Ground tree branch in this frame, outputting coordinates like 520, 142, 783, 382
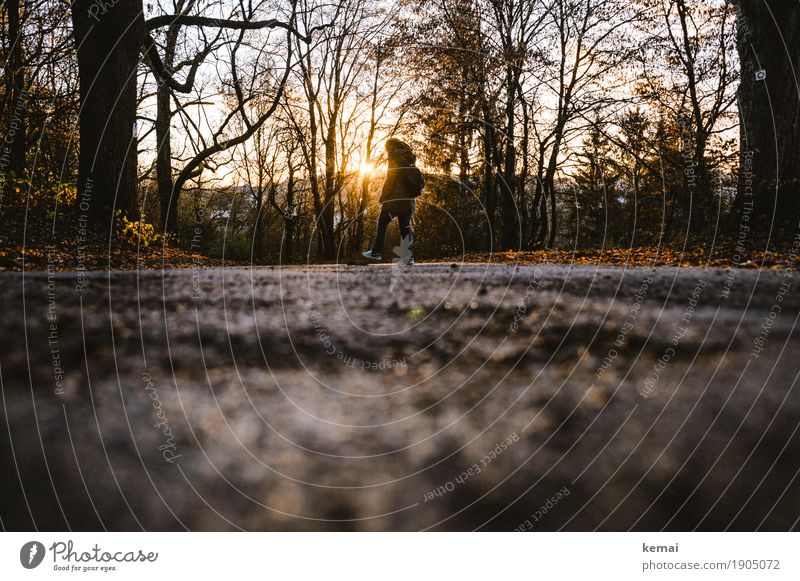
145, 14, 328, 43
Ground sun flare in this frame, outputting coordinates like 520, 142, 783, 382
359, 160, 374, 176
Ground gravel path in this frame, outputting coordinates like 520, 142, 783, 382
1, 264, 799, 531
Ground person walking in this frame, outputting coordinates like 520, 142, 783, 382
362, 138, 424, 265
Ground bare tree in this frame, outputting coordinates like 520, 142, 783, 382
409, 0, 500, 249
486, 0, 547, 249
527, 0, 639, 248
636, 0, 738, 234
69, 0, 325, 232
234, 108, 305, 262
143, 0, 225, 233
289, 0, 392, 259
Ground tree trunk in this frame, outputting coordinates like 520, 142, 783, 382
548, 178, 557, 248
320, 123, 338, 260
71, 0, 145, 229
531, 147, 546, 247
537, 187, 548, 246
299, 60, 325, 259
735, 0, 800, 236
156, 82, 176, 232
305, 112, 323, 258
354, 172, 371, 254
630, 165, 640, 244
156, 24, 181, 233
544, 138, 562, 248
517, 89, 530, 248
283, 167, 296, 263
500, 66, 518, 250
253, 195, 266, 261
253, 179, 271, 262
353, 128, 375, 255
481, 101, 496, 251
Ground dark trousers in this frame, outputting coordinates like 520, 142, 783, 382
371, 200, 415, 255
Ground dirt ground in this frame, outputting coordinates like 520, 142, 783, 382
1, 263, 799, 530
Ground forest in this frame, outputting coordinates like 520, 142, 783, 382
1, 0, 798, 264
3, 0, 800, 538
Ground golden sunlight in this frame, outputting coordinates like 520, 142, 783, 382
359, 160, 374, 176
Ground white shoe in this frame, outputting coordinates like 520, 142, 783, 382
362, 250, 382, 260
396, 255, 415, 265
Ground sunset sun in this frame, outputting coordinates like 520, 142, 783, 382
359, 160, 374, 176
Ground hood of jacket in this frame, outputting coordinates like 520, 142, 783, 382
386, 138, 416, 167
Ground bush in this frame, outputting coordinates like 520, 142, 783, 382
114, 210, 166, 248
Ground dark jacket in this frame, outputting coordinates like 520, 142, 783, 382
379, 139, 417, 207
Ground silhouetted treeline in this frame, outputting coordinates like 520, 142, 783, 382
1, 0, 797, 262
